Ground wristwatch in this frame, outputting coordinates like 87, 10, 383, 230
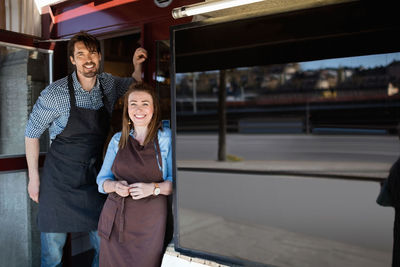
153, 183, 160, 196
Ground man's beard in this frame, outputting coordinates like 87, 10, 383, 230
80, 62, 98, 78
82, 70, 98, 78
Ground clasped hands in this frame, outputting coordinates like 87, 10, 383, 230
114, 180, 154, 199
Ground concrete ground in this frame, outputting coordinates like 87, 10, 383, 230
176, 208, 390, 267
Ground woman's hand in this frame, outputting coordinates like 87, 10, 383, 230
115, 180, 130, 197
103, 180, 130, 197
129, 182, 153, 200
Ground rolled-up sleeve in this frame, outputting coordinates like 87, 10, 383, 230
159, 128, 173, 182
25, 87, 59, 138
165, 140, 173, 182
97, 133, 120, 194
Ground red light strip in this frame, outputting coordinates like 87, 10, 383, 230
54, 0, 139, 23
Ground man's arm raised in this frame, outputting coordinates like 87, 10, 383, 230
132, 47, 147, 82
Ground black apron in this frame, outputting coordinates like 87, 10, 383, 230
38, 74, 109, 232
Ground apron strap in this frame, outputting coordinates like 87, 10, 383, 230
67, 73, 111, 114
118, 197, 125, 243
98, 77, 112, 115
67, 74, 77, 109
154, 134, 163, 171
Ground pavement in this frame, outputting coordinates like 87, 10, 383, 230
172, 159, 392, 267
175, 208, 391, 267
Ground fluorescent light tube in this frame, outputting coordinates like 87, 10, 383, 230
172, 0, 265, 19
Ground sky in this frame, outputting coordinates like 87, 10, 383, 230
300, 52, 400, 71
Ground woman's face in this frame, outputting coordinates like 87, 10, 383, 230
128, 91, 154, 128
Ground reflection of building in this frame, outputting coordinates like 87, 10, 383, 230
387, 61, 400, 86
177, 60, 400, 101
175, 58, 400, 134
316, 69, 337, 89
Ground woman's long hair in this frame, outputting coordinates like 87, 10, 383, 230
119, 82, 161, 149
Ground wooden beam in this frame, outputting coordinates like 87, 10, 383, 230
0, 155, 46, 172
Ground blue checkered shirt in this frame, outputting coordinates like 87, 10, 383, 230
25, 71, 134, 140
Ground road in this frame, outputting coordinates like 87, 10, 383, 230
176, 134, 399, 164
174, 134, 398, 266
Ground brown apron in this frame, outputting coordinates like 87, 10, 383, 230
98, 135, 167, 267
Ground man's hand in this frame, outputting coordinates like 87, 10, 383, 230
132, 47, 148, 82
28, 175, 40, 203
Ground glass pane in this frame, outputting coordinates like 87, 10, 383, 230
0, 171, 40, 267
177, 171, 392, 267
156, 40, 172, 122
0, 45, 50, 155
175, 52, 400, 266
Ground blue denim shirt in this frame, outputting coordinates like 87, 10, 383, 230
96, 127, 173, 194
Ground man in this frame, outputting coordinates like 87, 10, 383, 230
25, 31, 147, 267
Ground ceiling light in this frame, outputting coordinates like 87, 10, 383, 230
34, 0, 68, 14
172, 0, 265, 19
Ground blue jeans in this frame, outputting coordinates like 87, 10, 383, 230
41, 231, 100, 267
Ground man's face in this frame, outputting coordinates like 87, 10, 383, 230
70, 41, 101, 79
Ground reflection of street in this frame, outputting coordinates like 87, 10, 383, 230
175, 134, 398, 266
177, 171, 393, 267
177, 134, 399, 163
177, 134, 400, 178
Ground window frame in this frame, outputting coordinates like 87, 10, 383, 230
170, 1, 400, 266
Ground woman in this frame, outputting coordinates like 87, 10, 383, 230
96, 82, 173, 267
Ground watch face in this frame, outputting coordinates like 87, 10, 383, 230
154, 187, 161, 196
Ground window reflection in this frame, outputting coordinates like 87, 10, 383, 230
0, 45, 50, 155
175, 52, 399, 266
176, 53, 400, 135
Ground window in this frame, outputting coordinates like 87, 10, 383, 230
174, 53, 399, 266
0, 43, 50, 156
171, 2, 400, 266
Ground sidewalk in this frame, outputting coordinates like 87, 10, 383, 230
172, 208, 391, 267
162, 245, 229, 267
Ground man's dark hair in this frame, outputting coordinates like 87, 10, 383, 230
68, 31, 101, 58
